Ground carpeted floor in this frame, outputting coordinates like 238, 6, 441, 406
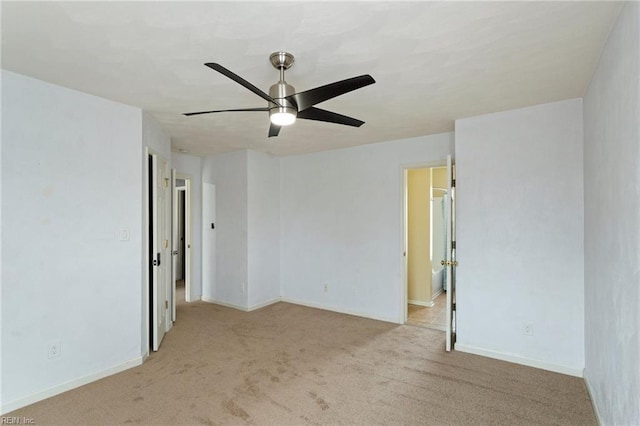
8, 295, 596, 425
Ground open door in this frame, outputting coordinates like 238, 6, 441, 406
151, 154, 170, 351
171, 169, 178, 322
183, 178, 192, 303
444, 155, 457, 351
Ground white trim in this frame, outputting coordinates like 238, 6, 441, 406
175, 173, 193, 304
143, 146, 151, 357
281, 297, 400, 324
408, 299, 435, 307
201, 297, 280, 312
203, 296, 398, 323
248, 298, 281, 311
583, 371, 603, 426
456, 344, 583, 377
400, 167, 408, 324
431, 288, 443, 300
1, 356, 143, 415
201, 296, 239, 309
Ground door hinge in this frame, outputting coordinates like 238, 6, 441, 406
452, 241, 456, 250
165, 300, 168, 309
164, 239, 169, 248
452, 179, 456, 187
164, 178, 169, 187
440, 260, 458, 267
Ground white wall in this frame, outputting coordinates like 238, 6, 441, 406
171, 153, 203, 300
280, 134, 453, 323
455, 99, 584, 375
431, 195, 445, 295
1, 71, 144, 412
247, 151, 281, 309
143, 112, 171, 161
0, 70, 4, 410
583, 3, 640, 424
202, 182, 216, 302
407, 169, 432, 304
202, 151, 248, 308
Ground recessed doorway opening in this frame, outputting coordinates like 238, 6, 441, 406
404, 165, 448, 331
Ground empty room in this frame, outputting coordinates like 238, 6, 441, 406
1, 1, 638, 425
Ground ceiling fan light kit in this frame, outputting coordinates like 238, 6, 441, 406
184, 51, 375, 137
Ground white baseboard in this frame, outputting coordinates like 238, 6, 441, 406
201, 297, 281, 312
455, 343, 583, 377
248, 298, 281, 311
1, 356, 143, 415
201, 296, 244, 310
186, 294, 201, 303
281, 297, 398, 324
583, 370, 603, 425
408, 299, 434, 308
203, 296, 398, 324
431, 288, 444, 300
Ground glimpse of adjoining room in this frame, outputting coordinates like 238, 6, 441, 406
406, 166, 449, 330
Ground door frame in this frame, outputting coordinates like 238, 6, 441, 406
400, 160, 447, 324
171, 172, 193, 321
445, 155, 456, 351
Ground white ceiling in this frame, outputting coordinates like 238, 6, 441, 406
1, 1, 622, 156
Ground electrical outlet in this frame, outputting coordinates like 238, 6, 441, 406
522, 322, 534, 336
48, 341, 62, 359
323, 283, 328, 293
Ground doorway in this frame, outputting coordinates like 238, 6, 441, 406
404, 165, 448, 331
171, 173, 192, 320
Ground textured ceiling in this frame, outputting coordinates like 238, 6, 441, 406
1, 1, 622, 156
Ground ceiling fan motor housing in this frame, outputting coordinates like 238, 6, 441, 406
269, 82, 297, 121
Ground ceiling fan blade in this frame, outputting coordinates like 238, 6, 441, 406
183, 107, 268, 117
287, 75, 375, 112
268, 123, 281, 138
205, 63, 279, 105
297, 107, 365, 127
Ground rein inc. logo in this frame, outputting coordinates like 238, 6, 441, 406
0, 418, 35, 425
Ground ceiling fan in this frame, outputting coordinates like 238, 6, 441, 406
184, 52, 375, 137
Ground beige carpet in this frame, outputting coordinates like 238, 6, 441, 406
8, 295, 596, 425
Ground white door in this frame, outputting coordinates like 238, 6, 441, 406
445, 155, 457, 351
171, 169, 178, 322
183, 178, 192, 302
152, 154, 170, 351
